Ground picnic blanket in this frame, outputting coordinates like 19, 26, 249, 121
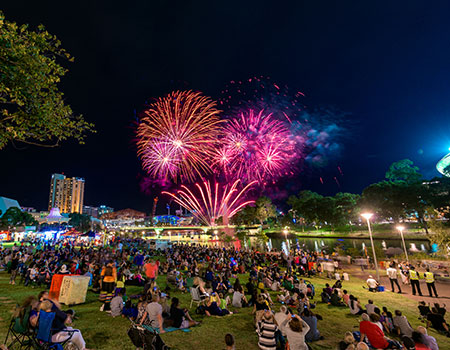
142, 325, 191, 333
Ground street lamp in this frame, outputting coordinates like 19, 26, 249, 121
361, 212, 380, 281
396, 225, 409, 263
282, 227, 290, 251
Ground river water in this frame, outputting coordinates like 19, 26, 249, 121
262, 236, 432, 255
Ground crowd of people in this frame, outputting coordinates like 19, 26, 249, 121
0, 237, 448, 350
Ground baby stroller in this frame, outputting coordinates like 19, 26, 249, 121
127, 320, 170, 350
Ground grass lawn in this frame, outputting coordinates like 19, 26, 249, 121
1, 271, 449, 350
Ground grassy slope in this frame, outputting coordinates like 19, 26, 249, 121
1, 272, 449, 350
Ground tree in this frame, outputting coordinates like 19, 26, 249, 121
361, 181, 406, 222
68, 213, 91, 232
255, 196, 277, 225
427, 209, 450, 255
0, 207, 37, 228
0, 11, 94, 149
385, 159, 422, 184
288, 190, 323, 226
231, 205, 257, 226
334, 192, 360, 224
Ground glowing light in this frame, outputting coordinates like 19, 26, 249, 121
162, 179, 256, 226
361, 213, 373, 220
137, 90, 222, 182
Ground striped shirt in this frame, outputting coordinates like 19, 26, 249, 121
257, 319, 278, 350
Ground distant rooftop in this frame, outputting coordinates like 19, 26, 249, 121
0, 196, 21, 217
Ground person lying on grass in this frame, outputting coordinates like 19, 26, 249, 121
205, 293, 233, 316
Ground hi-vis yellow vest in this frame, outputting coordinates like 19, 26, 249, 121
425, 272, 434, 283
409, 270, 419, 280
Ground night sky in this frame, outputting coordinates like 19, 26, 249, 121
2, 1, 450, 214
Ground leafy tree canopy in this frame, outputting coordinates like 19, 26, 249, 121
0, 11, 94, 149
385, 159, 422, 184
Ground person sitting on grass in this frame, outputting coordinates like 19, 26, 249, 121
205, 293, 232, 317
257, 309, 278, 350
232, 286, 248, 308
348, 295, 364, 315
416, 326, 439, 350
225, 333, 235, 350
427, 307, 450, 336
139, 293, 165, 334
110, 289, 124, 317
281, 313, 310, 350
338, 331, 356, 350
366, 275, 379, 292
393, 310, 413, 337
330, 289, 346, 307
365, 300, 377, 315
418, 301, 431, 320
301, 308, 323, 342
168, 297, 199, 329
411, 331, 433, 350
359, 313, 401, 349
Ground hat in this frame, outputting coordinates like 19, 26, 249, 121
60, 265, 68, 273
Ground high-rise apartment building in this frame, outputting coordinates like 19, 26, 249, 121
48, 174, 85, 213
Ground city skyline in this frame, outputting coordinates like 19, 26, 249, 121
1, 2, 450, 213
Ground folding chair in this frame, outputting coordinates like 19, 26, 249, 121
189, 286, 202, 308
34, 311, 78, 350
4, 307, 34, 350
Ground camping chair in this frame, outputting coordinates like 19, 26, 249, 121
4, 306, 34, 350
189, 287, 202, 309
34, 311, 78, 350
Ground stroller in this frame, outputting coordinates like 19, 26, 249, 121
127, 320, 170, 350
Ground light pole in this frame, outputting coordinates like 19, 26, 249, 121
396, 225, 409, 263
361, 213, 379, 281
283, 228, 290, 252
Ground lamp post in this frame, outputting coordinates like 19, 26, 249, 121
283, 228, 290, 252
361, 213, 379, 281
396, 225, 409, 263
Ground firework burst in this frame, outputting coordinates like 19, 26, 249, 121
162, 179, 256, 226
137, 90, 222, 182
213, 109, 300, 184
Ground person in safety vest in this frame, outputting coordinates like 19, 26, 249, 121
424, 268, 438, 298
409, 265, 422, 296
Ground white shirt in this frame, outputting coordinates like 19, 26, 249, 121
366, 278, 378, 289
365, 304, 377, 315
386, 267, 398, 279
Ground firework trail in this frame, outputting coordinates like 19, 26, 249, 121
137, 90, 222, 183
162, 179, 256, 226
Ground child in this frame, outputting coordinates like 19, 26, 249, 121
110, 290, 124, 317
225, 333, 235, 350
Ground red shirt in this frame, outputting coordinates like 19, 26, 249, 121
144, 263, 158, 279
360, 321, 388, 349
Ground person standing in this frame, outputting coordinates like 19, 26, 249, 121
386, 263, 402, 293
424, 268, 438, 298
409, 266, 422, 296
9, 253, 19, 285
99, 262, 117, 312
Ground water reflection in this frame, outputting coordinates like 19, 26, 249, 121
263, 237, 430, 254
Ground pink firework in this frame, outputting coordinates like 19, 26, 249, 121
214, 109, 300, 183
162, 179, 256, 226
